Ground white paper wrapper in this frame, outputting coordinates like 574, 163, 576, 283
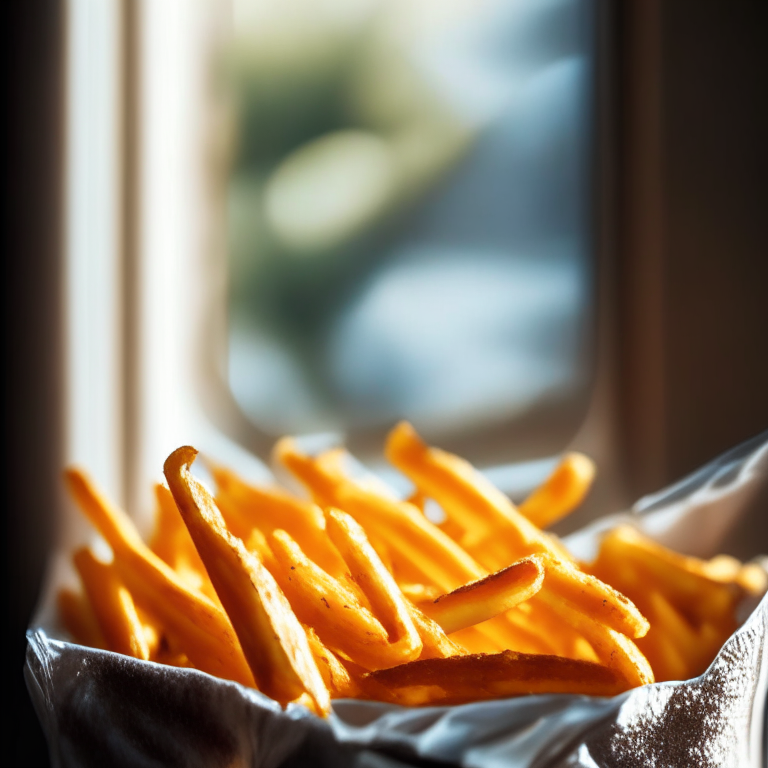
26, 431, 768, 768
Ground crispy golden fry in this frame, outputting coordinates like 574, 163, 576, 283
164, 447, 330, 715
73, 547, 150, 660
422, 556, 544, 634
65, 468, 254, 687
138, 611, 161, 660
326, 509, 422, 664
57, 587, 106, 650
384, 422, 573, 564
540, 556, 649, 639
518, 453, 596, 528
366, 650, 633, 706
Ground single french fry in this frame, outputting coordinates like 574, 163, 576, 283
56, 588, 107, 650
366, 650, 633, 706
541, 556, 649, 639
326, 509, 422, 664
65, 468, 255, 687
518, 453, 596, 528
385, 422, 573, 564
73, 547, 150, 660
139, 613, 161, 660
422, 556, 544, 634
164, 447, 330, 715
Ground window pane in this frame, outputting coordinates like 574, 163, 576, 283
225, 0, 596, 455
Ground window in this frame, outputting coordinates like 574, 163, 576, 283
65, 0, 603, 524
224, 0, 598, 482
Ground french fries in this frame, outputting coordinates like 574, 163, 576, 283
59, 423, 760, 716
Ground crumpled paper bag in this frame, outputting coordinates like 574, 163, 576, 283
26, 431, 768, 768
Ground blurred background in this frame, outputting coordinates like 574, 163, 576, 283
4, 0, 767, 765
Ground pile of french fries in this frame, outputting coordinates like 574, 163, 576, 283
58, 422, 765, 717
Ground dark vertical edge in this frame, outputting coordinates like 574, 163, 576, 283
122, 0, 141, 517
615, 0, 667, 499
2, 2, 63, 766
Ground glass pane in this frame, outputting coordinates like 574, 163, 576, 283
225, 0, 596, 455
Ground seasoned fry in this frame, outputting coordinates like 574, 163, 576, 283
65, 468, 255, 687
366, 650, 633, 706
540, 556, 649, 639
73, 547, 150, 660
164, 447, 330, 715
421, 556, 544, 634
518, 453, 596, 528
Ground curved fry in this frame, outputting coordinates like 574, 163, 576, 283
163, 447, 330, 715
